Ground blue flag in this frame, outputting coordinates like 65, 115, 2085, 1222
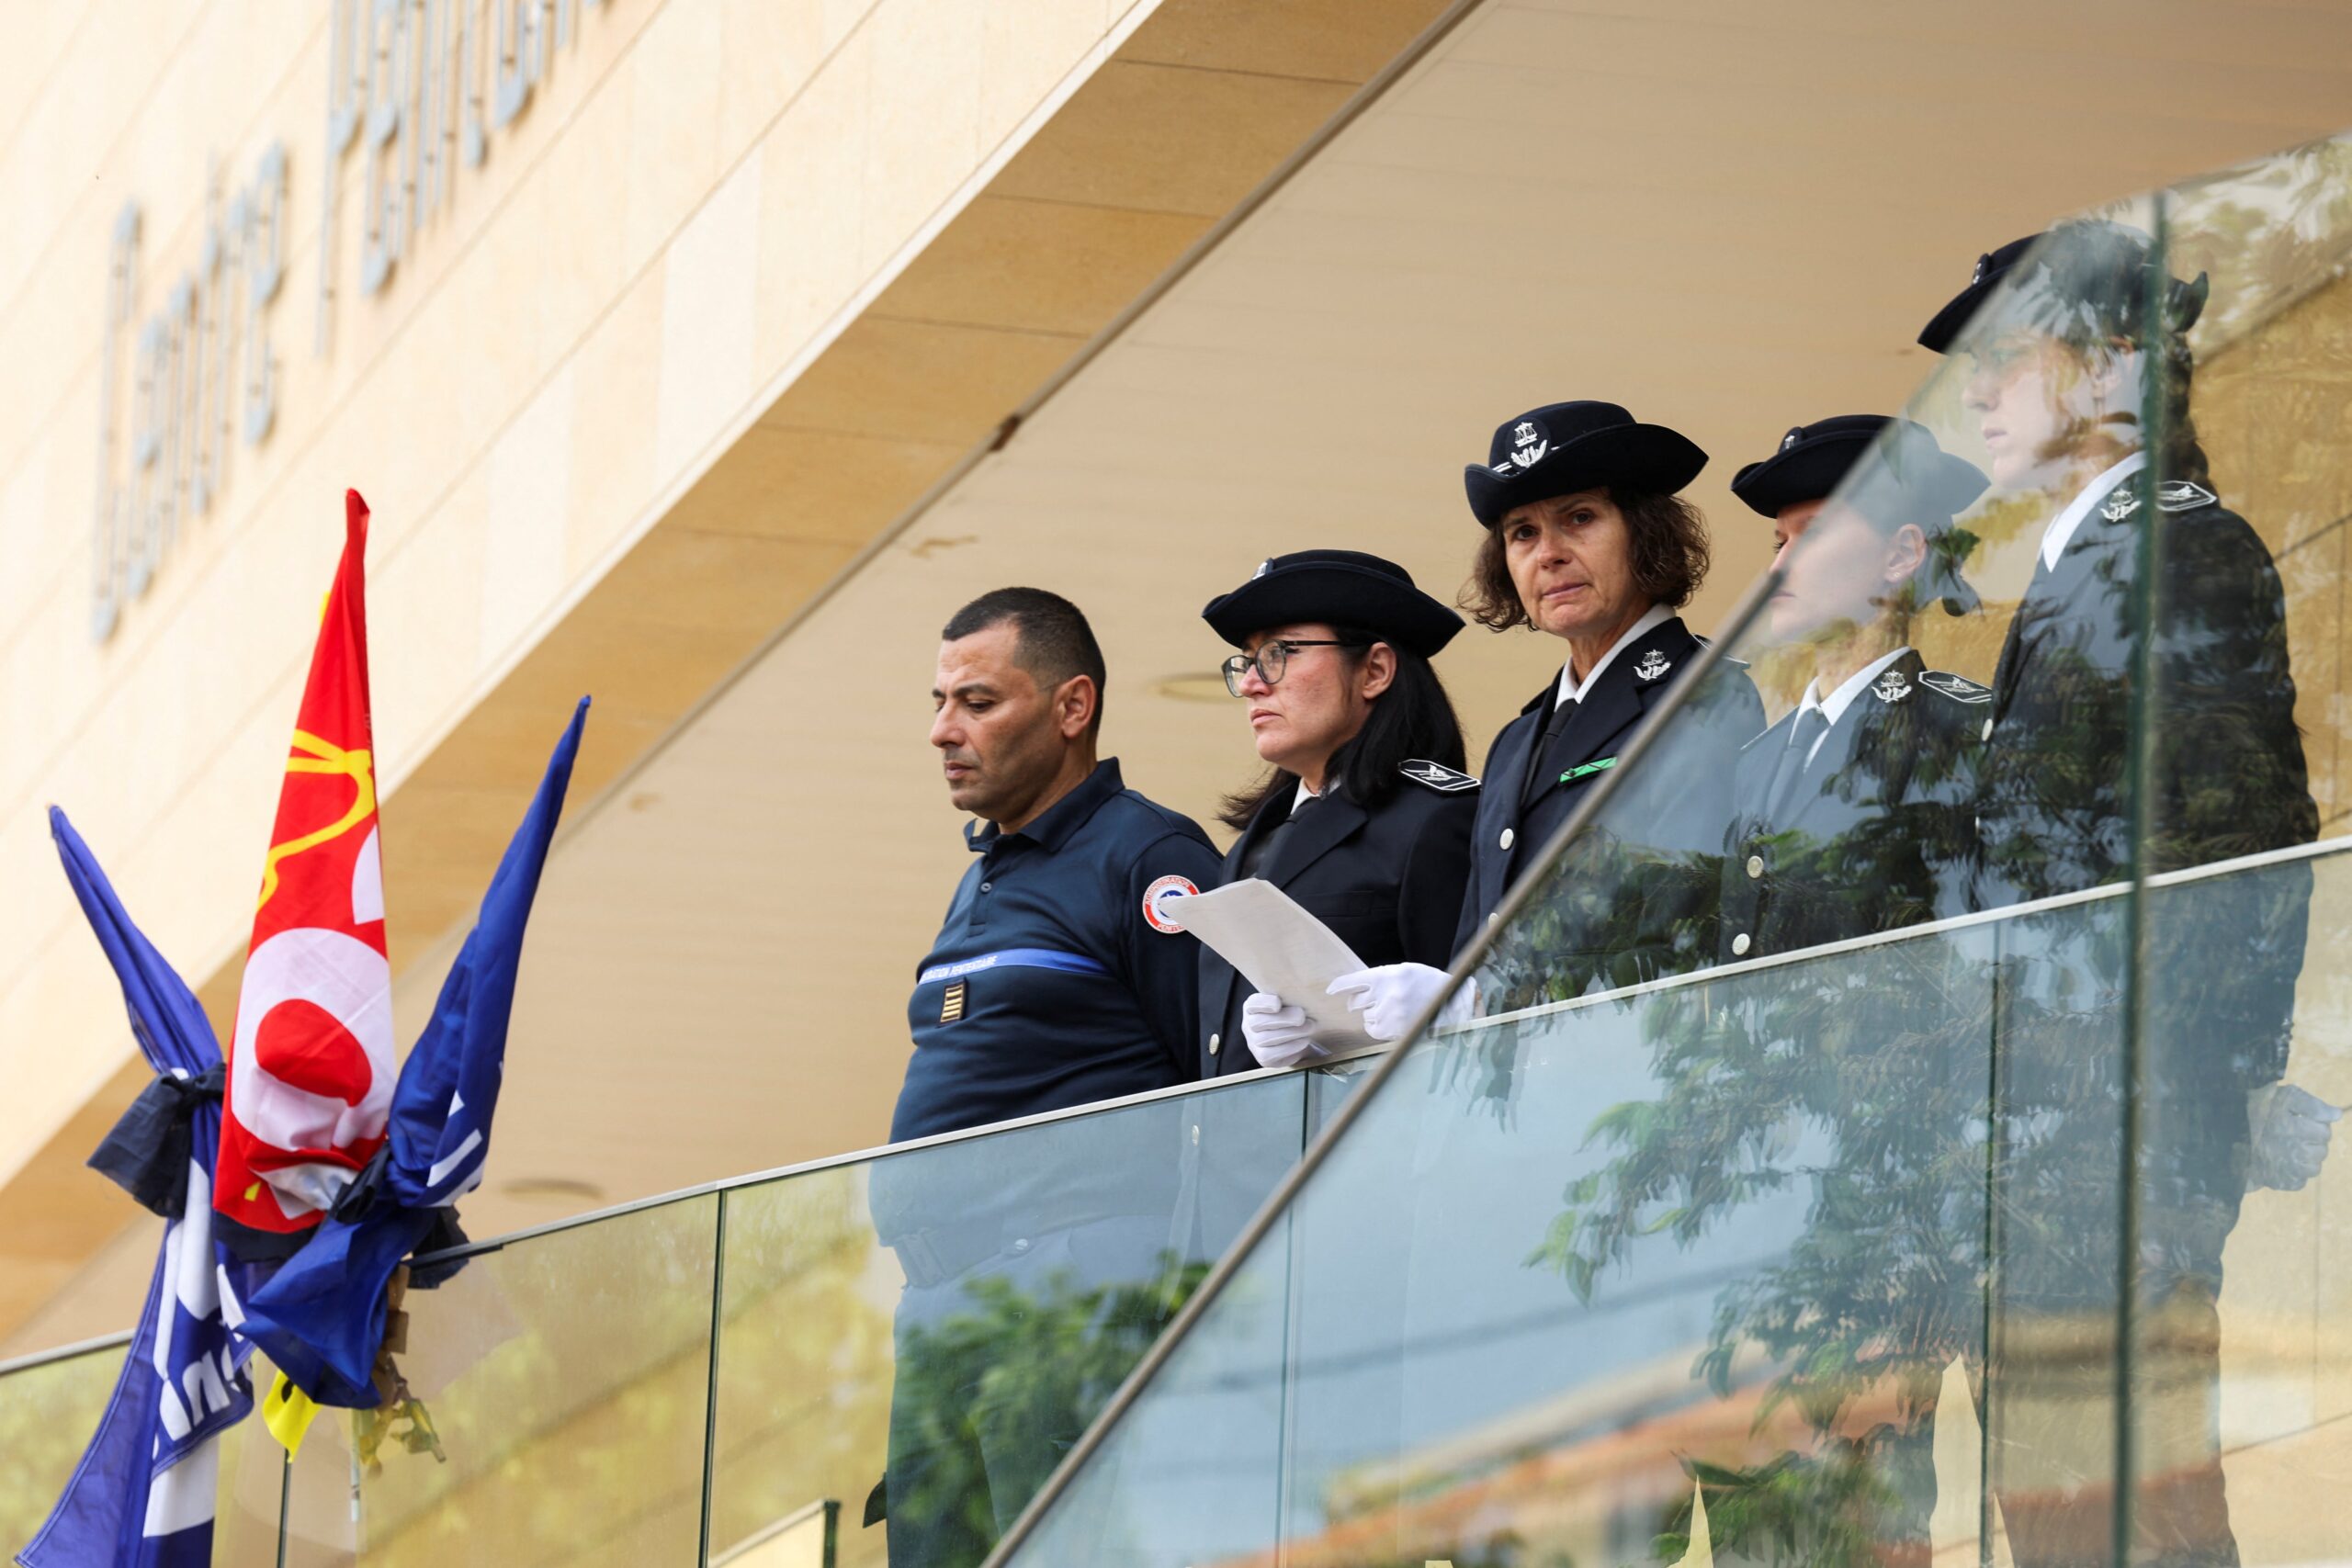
237, 698, 587, 1407
21, 812, 254, 1568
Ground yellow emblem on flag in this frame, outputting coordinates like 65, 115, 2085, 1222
254, 729, 377, 910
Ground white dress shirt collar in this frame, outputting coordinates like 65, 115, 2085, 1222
1555, 602, 1676, 709
1291, 778, 1318, 815
2040, 450, 2147, 572
1792, 646, 1912, 764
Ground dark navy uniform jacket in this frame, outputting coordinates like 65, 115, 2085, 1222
1973, 465, 2315, 1249
890, 759, 1223, 1144
1196, 766, 1479, 1077
1719, 647, 1985, 964
1977, 468, 2316, 909
1454, 615, 1763, 965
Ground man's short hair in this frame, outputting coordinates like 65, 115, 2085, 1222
943, 587, 1108, 734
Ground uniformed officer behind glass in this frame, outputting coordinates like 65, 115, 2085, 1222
1186, 550, 1478, 1074
1917, 220, 2327, 1567
1668, 418, 1997, 1568
1343, 401, 1767, 1033
1718, 414, 1991, 964
871, 587, 1223, 1568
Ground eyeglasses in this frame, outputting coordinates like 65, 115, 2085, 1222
1220, 639, 1363, 697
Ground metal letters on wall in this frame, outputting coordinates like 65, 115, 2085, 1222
93, 0, 608, 643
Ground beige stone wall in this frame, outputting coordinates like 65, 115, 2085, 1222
0, 0, 1470, 1353
0, 0, 1170, 1310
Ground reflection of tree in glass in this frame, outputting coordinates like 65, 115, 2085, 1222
707, 1175, 898, 1562
2164, 134, 2352, 349
889, 1258, 1204, 1559
0, 1352, 122, 1551
1345, 1536, 1554, 1568
1655, 1450, 1894, 1568
1527, 940, 1994, 1567
1473, 664, 1766, 1030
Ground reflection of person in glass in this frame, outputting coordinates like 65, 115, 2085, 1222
1552, 416, 1997, 1568
1192, 551, 1478, 1075
1922, 221, 2328, 1567
1720, 415, 1991, 962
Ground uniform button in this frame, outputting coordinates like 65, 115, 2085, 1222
979, 881, 992, 892
1010, 1237, 1031, 1255
1191, 1124, 1201, 1145
1499, 828, 1516, 851
1208, 1032, 1221, 1055
1981, 717, 1994, 742
1488, 911, 1500, 926
1731, 933, 1752, 956
1745, 855, 1764, 879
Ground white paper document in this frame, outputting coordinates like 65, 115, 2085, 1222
1160, 878, 1376, 1052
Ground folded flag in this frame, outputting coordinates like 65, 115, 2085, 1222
238, 697, 589, 1410
20, 812, 254, 1568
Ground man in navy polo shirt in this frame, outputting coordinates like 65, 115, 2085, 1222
892, 586, 1220, 1142
873, 586, 1220, 1566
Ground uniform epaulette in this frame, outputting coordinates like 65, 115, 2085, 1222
1917, 670, 1992, 705
2100, 479, 2222, 522
1399, 759, 1479, 794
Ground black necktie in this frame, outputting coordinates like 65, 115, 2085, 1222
1240, 792, 1316, 879
1521, 696, 1578, 807
1766, 706, 1831, 818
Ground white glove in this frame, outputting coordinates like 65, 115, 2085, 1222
1241, 991, 1326, 1069
2246, 1082, 2340, 1191
1327, 963, 1473, 1044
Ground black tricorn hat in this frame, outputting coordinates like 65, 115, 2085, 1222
1917, 220, 2211, 355
1202, 549, 1463, 659
1463, 400, 1707, 527
1732, 415, 1988, 520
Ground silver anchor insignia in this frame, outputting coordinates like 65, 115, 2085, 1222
1873, 669, 1912, 703
1634, 650, 1671, 682
1510, 420, 1548, 470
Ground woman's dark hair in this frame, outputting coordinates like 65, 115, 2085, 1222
1460, 489, 1712, 633
1216, 626, 1468, 830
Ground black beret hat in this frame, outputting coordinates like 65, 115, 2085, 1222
1462, 400, 1707, 527
1731, 414, 1987, 520
1918, 220, 2210, 355
1736, 415, 1988, 617
1202, 549, 1464, 659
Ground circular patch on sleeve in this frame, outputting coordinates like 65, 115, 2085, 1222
1142, 874, 1201, 933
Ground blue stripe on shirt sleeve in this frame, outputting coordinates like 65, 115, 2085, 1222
918, 948, 1113, 985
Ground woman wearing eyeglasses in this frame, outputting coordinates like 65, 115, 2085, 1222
1193, 550, 1477, 1075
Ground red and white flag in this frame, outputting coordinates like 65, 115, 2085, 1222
215, 491, 395, 1247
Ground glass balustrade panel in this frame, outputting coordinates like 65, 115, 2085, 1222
0, 1344, 130, 1557
281, 1193, 723, 1568
707, 1073, 1310, 1568
2136, 132, 2352, 1568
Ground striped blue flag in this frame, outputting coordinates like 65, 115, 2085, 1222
21, 811, 254, 1568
